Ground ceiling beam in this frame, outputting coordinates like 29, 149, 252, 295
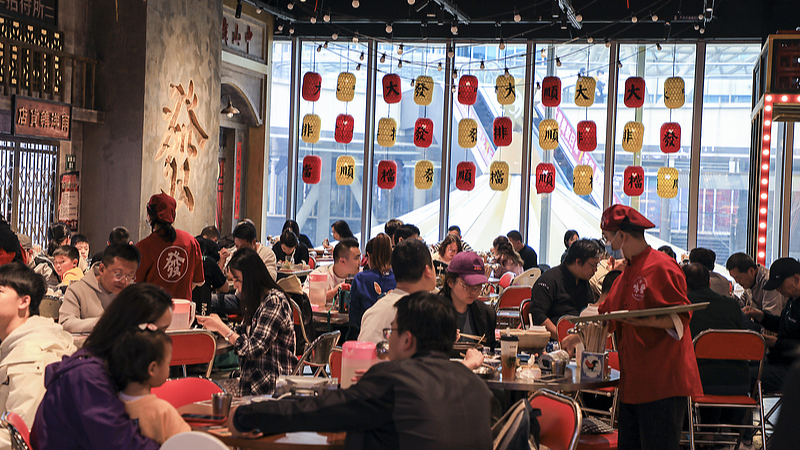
431, 0, 471, 24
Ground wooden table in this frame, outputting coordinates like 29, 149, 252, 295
484, 363, 620, 392
178, 402, 345, 449
312, 307, 350, 332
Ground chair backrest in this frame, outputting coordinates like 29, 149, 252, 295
607, 351, 620, 371
292, 330, 341, 376
38, 297, 62, 321
329, 347, 343, 380
151, 377, 224, 409
497, 286, 531, 311
498, 272, 515, 289
519, 300, 531, 328
289, 298, 310, 354
1, 411, 31, 450
693, 329, 765, 362
492, 398, 532, 450
160, 431, 229, 450
308, 256, 316, 269
512, 268, 542, 287
557, 316, 577, 343
528, 389, 582, 450
167, 329, 217, 378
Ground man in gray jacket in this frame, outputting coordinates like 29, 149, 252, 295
59, 244, 140, 333
726, 252, 786, 315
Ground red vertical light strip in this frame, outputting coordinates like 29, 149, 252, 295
757, 96, 773, 266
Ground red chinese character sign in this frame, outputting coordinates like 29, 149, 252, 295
455, 161, 476, 191
623, 77, 645, 108
623, 166, 644, 196
382, 74, 402, 104
660, 122, 681, 153
414, 160, 435, 190
539, 119, 559, 150
302, 155, 322, 184
413, 118, 434, 148
493, 117, 512, 147
377, 160, 397, 189
541, 76, 561, 107
302, 72, 322, 102
535, 163, 556, 194
576, 120, 596, 152
489, 161, 509, 191
335, 114, 354, 144
458, 75, 478, 105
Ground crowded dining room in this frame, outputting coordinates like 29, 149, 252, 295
2, 0, 800, 449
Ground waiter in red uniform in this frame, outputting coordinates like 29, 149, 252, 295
598, 204, 702, 450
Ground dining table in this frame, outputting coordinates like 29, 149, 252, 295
483, 363, 620, 392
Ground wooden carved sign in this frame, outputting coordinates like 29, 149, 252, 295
14, 96, 71, 140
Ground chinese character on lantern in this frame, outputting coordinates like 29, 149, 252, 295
336, 155, 356, 186
458, 118, 478, 149
489, 161, 509, 191
414, 76, 434, 106
493, 117, 512, 147
623, 165, 644, 196
624, 77, 645, 108
377, 117, 398, 147
535, 163, 556, 194
301, 114, 321, 144
574, 76, 596, 107
414, 160, 434, 190
660, 122, 681, 153
455, 161, 476, 191
302, 72, 322, 102
413, 118, 434, 148
377, 160, 397, 189
576, 120, 596, 152
302, 155, 322, 184
541, 76, 561, 107
539, 119, 559, 150
382, 74, 402, 104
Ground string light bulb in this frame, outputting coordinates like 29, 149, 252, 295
323, 12, 330, 22
332, 32, 338, 40
447, 48, 455, 59
576, 13, 583, 22
504, 67, 510, 75
541, 48, 546, 58
352, 35, 358, 42
587, 36, 594, 43
605, 39, 611, 48
694, 23, 700, 30
452, 69, 458, 79
617, 60, 623, 68
480, 60, 485, 69
451, 86, 456, 93
437, 62, 443, 71
556, 57, 562, 67
310, 17, 317, 24
398, 60, 402, 68
380, 53, 386, 63
408, 0, 415, 4
287, 2, 294, 10
277, 24, 284, 32
398, 44, 404, 55
356, 63, 361, 71
410, 79, 415, 87
514, 12, 521, 22
352, 0, 359, 8
699, 27, 705, 34
316, 45, 322, 52
359, 52, 365, 61
651, 13, 658, 21
631, 15, 638, 23
656, 42, 662, 51
289, 26, 295, 34
499, 39, 505, 50
256, 8, 262, 14
451, 23, 458, 34
386, 23, 393, 33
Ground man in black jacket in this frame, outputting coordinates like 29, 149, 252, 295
227, 291, 493, 450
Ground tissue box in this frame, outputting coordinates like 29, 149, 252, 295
580, 351, 609, 381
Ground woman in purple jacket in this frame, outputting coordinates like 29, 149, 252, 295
31, 283, 174, 450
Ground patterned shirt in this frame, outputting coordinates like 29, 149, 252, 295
234, 289, 297, 395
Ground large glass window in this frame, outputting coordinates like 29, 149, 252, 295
265, 40, 292, 235
790, 123, 800, 261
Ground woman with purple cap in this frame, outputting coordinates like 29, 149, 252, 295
439, 252, 496, 350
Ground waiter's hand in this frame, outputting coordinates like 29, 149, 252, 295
762, 334, 778, 347
743, 306, 764, 322
619, 315, 675, 329
226, 406, 264, 439
560, 334, 581, 358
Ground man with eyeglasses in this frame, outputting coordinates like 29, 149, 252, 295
60, 244, 141, 333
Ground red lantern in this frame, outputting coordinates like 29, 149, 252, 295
660, 122, 681, 153
302, 72, 322, 102
577, 120, 597, 152
535, 163, 556, 194
493, 117, 512, 147
382, 74, 402, 104
541, 76, 561, 107
623, 77, 646, 108
414, 118, 434, 148
335, 114, 354, 144
455, 161, 476, 191
623, 166, 645, 196
376, 160, 397, 190
458, 75, 478, 105
301, 155, 322, 184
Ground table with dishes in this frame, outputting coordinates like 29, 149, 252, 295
482, 363, 620, 392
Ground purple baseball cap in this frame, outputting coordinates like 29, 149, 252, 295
447, 251, 488, 286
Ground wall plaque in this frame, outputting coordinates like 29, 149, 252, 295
13, 96, 71, 140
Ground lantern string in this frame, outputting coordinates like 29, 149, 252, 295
670, 42, 676, 122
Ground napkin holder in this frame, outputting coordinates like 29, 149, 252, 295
580, 351, 610, 381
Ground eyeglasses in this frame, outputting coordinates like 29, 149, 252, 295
113, 271, 135, 283
458, 280, 484, 293
383, 327, 400, 339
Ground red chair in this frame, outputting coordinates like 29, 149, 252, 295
496, 286, 531, 311
151, 377, 224, 409
498, 272, 515, 289
329, 347, 342, 380
167, 329, 217, 378
519, 300, 532, 328
308, 256, 316, 269
528, 389, 582, 450
1, 411, 31, 450
557, 316, 578, 342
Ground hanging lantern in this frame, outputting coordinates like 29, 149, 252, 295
657, 167, 679, 198
300, 114, 321, 144
301, 155, 322, 184
623, 76, 646, 108
621, 121, 645, 153
573, 165, 594, 196
376, 118, 397, 147
664, 77, 685, 109
376, 160, 397, 190
623, 166, 644, 197
336, 72, 356, 102
538, 118, 559, 150
496, 73, 516, 105
413, 118, 434, 148
414, 160, 435, 190
413, 76, 434, 105
458, 118, 478, 149
455, 161, 476, 191
541, 76, 561, 107
335, 155, 356, 186
574, 76, 596, 107
382, 74, 402, 104
489, 161, 509, 191
458, 75, 479, 105
302, 72, 322, 102
535, 163, 556, 194
660, 122, 681, 153
493, 117, 513, 147
576, 120, 597, 152
334, 114, 354, 144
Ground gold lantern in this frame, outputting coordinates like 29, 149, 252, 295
413, 76, 434, 106
414, 160, 435, 190
573, 165, 594, 196
336, 72, 356, 102
458, 118, 478, 149
376, 117, 397, 147
489, 161, 509, 191
657, 167, 679, 198
539, 119, 559, 150
496, 73, 516, 105
621, 121, 645, 153
574, 76, 596, 107
664, 77, 685, 109
300, 114, 321, 144
335, 155, 356, 186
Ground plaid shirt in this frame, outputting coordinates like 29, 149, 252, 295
234, 289, 297, 395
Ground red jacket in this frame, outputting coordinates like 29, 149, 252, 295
136, 229, 204, 300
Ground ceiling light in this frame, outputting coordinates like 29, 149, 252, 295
256, 8, 262, 14
694, 23, 700, 30
352, 0, 359, 8
221, 95, 240, 118
651, 13, 658, 21
631, 15, 638, 23
352, 35, 358, 42
310, 17, 316, 24
587, 36, 593, 44
698, 13, 705, 20
288, 26, 294, 34
277, 24, 284, 32
699, 27, 705, 34
408, 0, 415, 4
450, 23, 458, 34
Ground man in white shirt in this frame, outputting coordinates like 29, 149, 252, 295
303, 238, 360, 302
220, 222, 277, 281
358, 238, 437, 343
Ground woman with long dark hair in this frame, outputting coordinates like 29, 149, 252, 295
282, 219, 313, 250
197, 247, 297, 395
31, 283, 173, 450
46, 222, 71, 257
323, 220, 355, 251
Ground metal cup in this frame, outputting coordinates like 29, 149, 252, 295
211, 393, 233, 417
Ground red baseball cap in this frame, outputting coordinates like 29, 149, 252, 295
147, 193, 176, 224
600, 204, 655, 232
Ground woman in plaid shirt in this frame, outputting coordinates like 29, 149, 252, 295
198, 248, 297, 395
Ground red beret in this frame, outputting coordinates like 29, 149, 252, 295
147, 193, 177, 224
600, 204, 655, 232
